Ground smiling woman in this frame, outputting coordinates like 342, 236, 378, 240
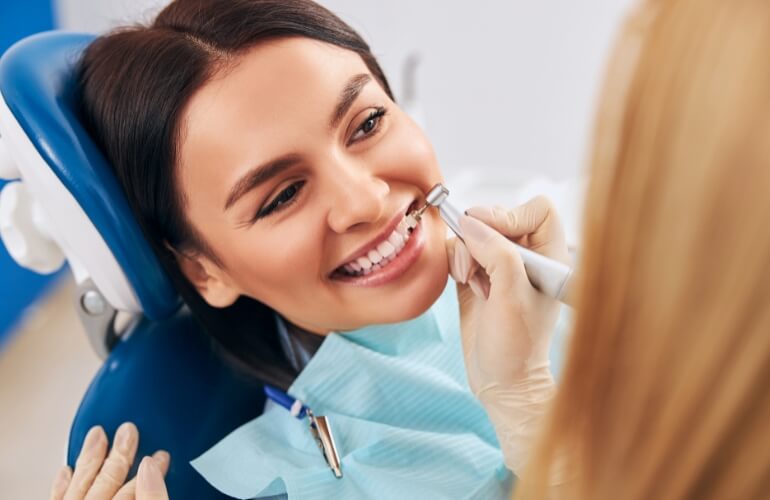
175, 37, 447, 333
78, 0, 449, 390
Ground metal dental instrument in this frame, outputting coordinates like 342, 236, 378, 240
411, 183, 574, 306
263, 384, 343, 478
307, 409, 343, 479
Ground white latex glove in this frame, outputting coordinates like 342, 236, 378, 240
445, 196, 569, 474
50, 423, 170, 500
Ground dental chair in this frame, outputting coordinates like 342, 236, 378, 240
0, 32, 267, 498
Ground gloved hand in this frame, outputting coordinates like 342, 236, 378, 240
50, 423, 170, 500
445, 196, 569, 474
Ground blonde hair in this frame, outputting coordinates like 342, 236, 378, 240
517, 0, 770, 498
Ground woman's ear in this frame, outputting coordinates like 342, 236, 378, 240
167, 244, 240, 308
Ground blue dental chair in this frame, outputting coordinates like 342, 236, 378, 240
0, 32, 267, 498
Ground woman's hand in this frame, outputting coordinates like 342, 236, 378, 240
50, 423, 170, 500
446, 196, 569, 473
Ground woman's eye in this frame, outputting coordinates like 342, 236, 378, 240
349, 107, 386, 144
255, 180, 305, 221
362, 118, 376, 134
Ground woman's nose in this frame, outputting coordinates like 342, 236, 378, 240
325, 164, 389, 234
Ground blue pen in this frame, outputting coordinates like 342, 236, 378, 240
263, 384, 343, 478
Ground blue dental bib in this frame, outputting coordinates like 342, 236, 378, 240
192, 282, 513, 499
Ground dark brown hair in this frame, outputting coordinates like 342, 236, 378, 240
78, 0, 393, 389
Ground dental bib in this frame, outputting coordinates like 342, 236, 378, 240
191, 281, 513, 499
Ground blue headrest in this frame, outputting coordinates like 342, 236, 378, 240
0, 32, 179, 319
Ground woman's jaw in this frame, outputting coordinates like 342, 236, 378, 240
267, 187, 449, 336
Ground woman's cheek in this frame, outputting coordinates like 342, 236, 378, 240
229, 233, 294, 291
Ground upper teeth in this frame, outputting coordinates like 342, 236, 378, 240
341, 217, 414, 276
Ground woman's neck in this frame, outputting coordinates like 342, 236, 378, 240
279, 317, 325, 373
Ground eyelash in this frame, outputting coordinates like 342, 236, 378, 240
349, 107, 387, 145
253, 107, 387, 222
254, 180, 306, 220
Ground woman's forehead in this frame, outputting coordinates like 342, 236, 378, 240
177, 38, 374, 210
184, 38, 369, 134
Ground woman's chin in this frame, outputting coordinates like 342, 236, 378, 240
331, 211, 450, 327
360, 259, 449, 326
404, 276, 449, 320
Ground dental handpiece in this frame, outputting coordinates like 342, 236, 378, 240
410, 184, 575, 306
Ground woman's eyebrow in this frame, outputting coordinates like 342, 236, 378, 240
329, 73, 371, 129
224, 154, 302, 210
224, 74, 371, 212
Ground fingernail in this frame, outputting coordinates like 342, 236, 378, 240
453, 243, 471, 283
152, 450, 170, 470
83, 426, 105, 452
114, 422, 137, 453
138, 457, 165, 492
460, 215, 493, 243
468, 274, 485, 299
465, 206, 494, 221
52, 466, 71, 492
480, 276, 491, 299
469, 272, 491, 300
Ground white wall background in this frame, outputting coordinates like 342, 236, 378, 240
55, 0, 636, 181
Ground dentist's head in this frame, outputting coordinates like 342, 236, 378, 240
519, 0, 770, 498
78, 0, 448, 387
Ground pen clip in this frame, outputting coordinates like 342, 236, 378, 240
307, 409, 343, 479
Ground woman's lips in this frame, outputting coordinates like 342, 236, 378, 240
332, 201, 417, 272
330, 216, 425, 287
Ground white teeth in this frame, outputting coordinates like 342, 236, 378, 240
377, 241, 396, 257
337, 211, 419, 278
388, 232, 405, 249
367, 249, 383, 264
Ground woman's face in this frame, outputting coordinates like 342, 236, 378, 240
177, 37, 448, 334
